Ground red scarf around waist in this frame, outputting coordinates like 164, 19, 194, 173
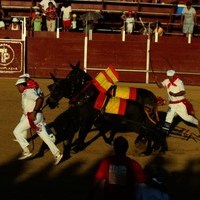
27, 111, 42, 131
169, 99, 195, 116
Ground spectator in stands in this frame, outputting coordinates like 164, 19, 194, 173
181, 1, 197, 36
153, 21, 164, 36
31, 6, 42, 31
140, 23, 153, 36
121, 11, 135, 34
0, 15, 5, 30
39, 0, 57, 31
60, 1, 72, 32
39, 0, 57, 12
88, 136, 146, 200
71, 13, 77, 30
9, 17, 20, 31
45, 2, 57, 32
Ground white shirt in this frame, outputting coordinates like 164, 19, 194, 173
40, 0, 57, 11
182, 7, 196, 24
61, 6, 72, 20
126, 17, 135, 25
22, 88, 39, 115
161, 78, 185, 102
0, 21, 5, 29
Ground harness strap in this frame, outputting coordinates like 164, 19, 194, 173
100, 93, 112, 114
69, 81, 93, 104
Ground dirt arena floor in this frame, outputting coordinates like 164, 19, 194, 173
1, 78, 200, 200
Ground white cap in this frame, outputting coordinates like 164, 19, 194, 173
15, 78, 26, 86
19, 73, 30, 78
12, 17, 19, 23
166, 70, 175, 77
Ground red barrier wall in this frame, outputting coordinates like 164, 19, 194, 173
0, 31, 200, 85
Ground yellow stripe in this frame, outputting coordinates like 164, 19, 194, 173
95, 72, 113, 91
115, 86, 130, 99
105, 67, 119, 84
105, 97, 120, 114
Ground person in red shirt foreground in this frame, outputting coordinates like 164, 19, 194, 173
89, 136, 146, 200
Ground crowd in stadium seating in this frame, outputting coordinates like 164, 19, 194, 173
0, 0, 199, 36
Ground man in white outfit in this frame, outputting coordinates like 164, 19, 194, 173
156, 69, 200, 135
13, 78, 63, 165
181, 1, 196, 36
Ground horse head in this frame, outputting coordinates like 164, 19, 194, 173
46, 61, 92, 109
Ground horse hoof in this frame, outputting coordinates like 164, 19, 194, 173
71, 144, 86, 154
62, 154, 71, 161
105, 139, 113, 145
70, 146, 80, 154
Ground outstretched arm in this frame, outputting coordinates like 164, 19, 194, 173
154, 76, 164, 88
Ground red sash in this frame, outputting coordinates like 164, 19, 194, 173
169, 99, 195, 116
27, 112, 42, 131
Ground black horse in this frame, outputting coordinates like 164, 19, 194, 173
47, 61, 158, 113
68, 80, 168, 154
43, 62, 167, 158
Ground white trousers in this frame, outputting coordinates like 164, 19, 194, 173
165, 102, 198, 125
46, 19, 56, 32
126, 23, 133, 33
13, 113, 60, 157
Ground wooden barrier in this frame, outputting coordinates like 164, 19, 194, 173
0, 31, 200, 85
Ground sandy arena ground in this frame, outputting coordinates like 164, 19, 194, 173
1, 78, 200, 200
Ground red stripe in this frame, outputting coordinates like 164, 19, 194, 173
92, 79, 107, 93
118, 98, 127, 115
101, 71, 114, 84
107, 65, 120, 82
94, 93, 106, 110
129, 87, 137, 100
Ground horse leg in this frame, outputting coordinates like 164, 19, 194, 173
100, 130, 110, 144
142, 138, 153, 156
159, 134, 168, 153
62, 126, 79, 160
71, 121, 93, 153
32, 142, 48, 158
160, 122, 171, 152
98, 127, 114, 145
106, 130, 117, 144
62, 139, 72, 160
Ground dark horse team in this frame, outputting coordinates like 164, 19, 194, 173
31, 61, 171, 161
